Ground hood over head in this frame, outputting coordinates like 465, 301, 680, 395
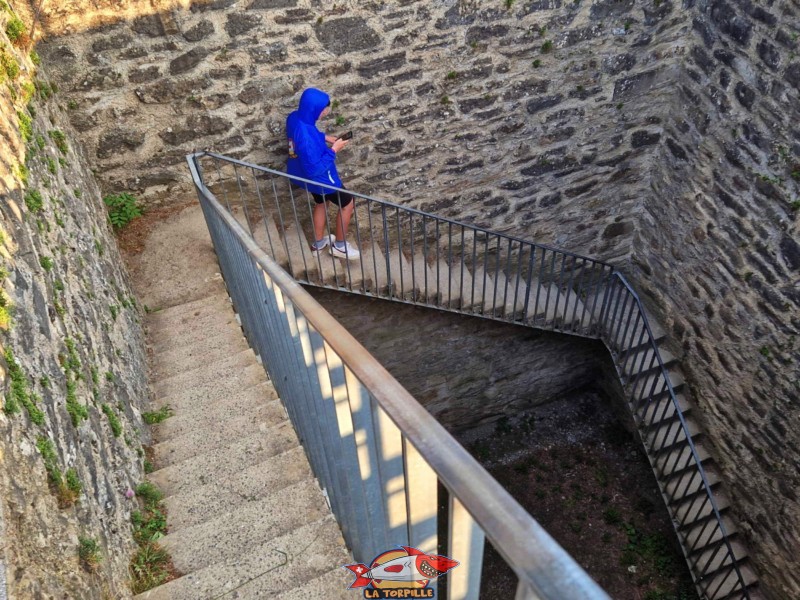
297, 88, 330, 124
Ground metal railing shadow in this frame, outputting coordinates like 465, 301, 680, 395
188, 155, 611, 600
189, 151, 751, 600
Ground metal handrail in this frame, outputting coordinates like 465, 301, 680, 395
188, 154, 611, 600
606, 272, 747, 599
189, 151, 751, 599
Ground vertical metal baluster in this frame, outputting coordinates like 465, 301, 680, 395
459, 225, 466, 312
521, 245, 535, 323
436, 220, 442, 307
468, 229, 477, 311
541, 252, 557, 329
214, 158, 233, 214
232, 163, 254, 236
511, 242, 523, 321
447, 222, 453, 309
568, 258, 586, 332
532, 248, 547, 326
396, 206, 405, 299
252, 168, 277, 259
366, 199, 379, 296
551, 254, 567, 330
409, 212, 417, 302
273, 179, 293, 276
502, 238, 513, 320
492, 236, 502, 318
352, 196, 366, 292
382, 204, 392, 298
422, 215, 429, 302
481, 234, 489, 315
448, 495, 485, 600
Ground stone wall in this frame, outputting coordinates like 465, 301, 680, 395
36, 0, 694, 262
29, 0, 800, 597
0, 3, 149, 597
628, 1, 800, 598
310, 288, 608, 432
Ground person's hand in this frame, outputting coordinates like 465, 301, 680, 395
332, 138, 350, 153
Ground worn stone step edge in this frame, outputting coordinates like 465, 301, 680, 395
133, 515, 349, 600
147, 307, 241, 350
163, 445, 313, 532
151, 333, 250, 380
151, 383, 280, 440
153, 363, 266, 411
145, 289, 230, 326
272, 567, 353, 599
151, 400, 288, 467
153, 347, 257, 395
148, 420, 299, 498
162, 477, 329, 574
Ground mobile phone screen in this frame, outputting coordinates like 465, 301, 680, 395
340, 131, 353, 141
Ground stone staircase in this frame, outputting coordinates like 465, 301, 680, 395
133, 281, 353, 600
243, 206, 760, 600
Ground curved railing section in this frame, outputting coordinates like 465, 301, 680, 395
188, 151, 752, 600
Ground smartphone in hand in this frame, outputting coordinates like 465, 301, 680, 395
339, 131, 353, 141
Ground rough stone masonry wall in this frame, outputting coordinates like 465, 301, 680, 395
36, 0, 695, 263
628, 1, 800, 598
310, 288, 608, 432
0, 2, 150, 597
30, 0, 800, 597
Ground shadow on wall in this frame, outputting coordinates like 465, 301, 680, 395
308, 287, 612, 433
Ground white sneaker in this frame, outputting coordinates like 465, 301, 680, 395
330, 240, 361, 260
311, 234, 336, 256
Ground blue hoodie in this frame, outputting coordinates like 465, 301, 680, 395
286, 88, 342, 195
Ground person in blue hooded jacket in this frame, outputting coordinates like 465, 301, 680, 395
286, 87, 360, 260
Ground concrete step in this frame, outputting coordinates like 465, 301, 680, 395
280, 221, 320, 282
629, 368, 685, 409
162, 477, 329, 574
164, 445, 314, 532
640, 392, 692, 429
673, 488, 730, 527
251, 213, 290, 270
664, 464, 721, 502
645, 415, 702, 455
148, 420, 300, 498
527, 281, 586, 328
153, 362, 266, 412
692, 539, 748, 582
151, 400, 288, 467
585, 288, 666, 349
151, 330, 250, 380
272, 567, 352, 599
653, 437, 710, 478
133, 515, 349, 600
700, 558, 756, 600
153, 348, 258, 398
408, 247, 437, 303
145, 288, 229, 323
621, 346, 677, 379
683, 505, 736, 552
151, 382, 280, 439
148, 307, 242, 355
432, 257, 463, 308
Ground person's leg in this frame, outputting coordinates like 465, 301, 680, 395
313, 201, 328, 242
334, 200, 354, 241
330, 192, 360, 259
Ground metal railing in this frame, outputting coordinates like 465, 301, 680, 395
188, 152, 751, 600
188, 155, 611, 600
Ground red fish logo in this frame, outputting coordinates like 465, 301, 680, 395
344, 546, 459, 597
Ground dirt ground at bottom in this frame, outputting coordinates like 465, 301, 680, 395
458, 389, 698, 600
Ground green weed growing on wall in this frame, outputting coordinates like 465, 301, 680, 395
103, 193, 142, 230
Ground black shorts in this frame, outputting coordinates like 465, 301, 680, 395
311, 188, 353, 208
